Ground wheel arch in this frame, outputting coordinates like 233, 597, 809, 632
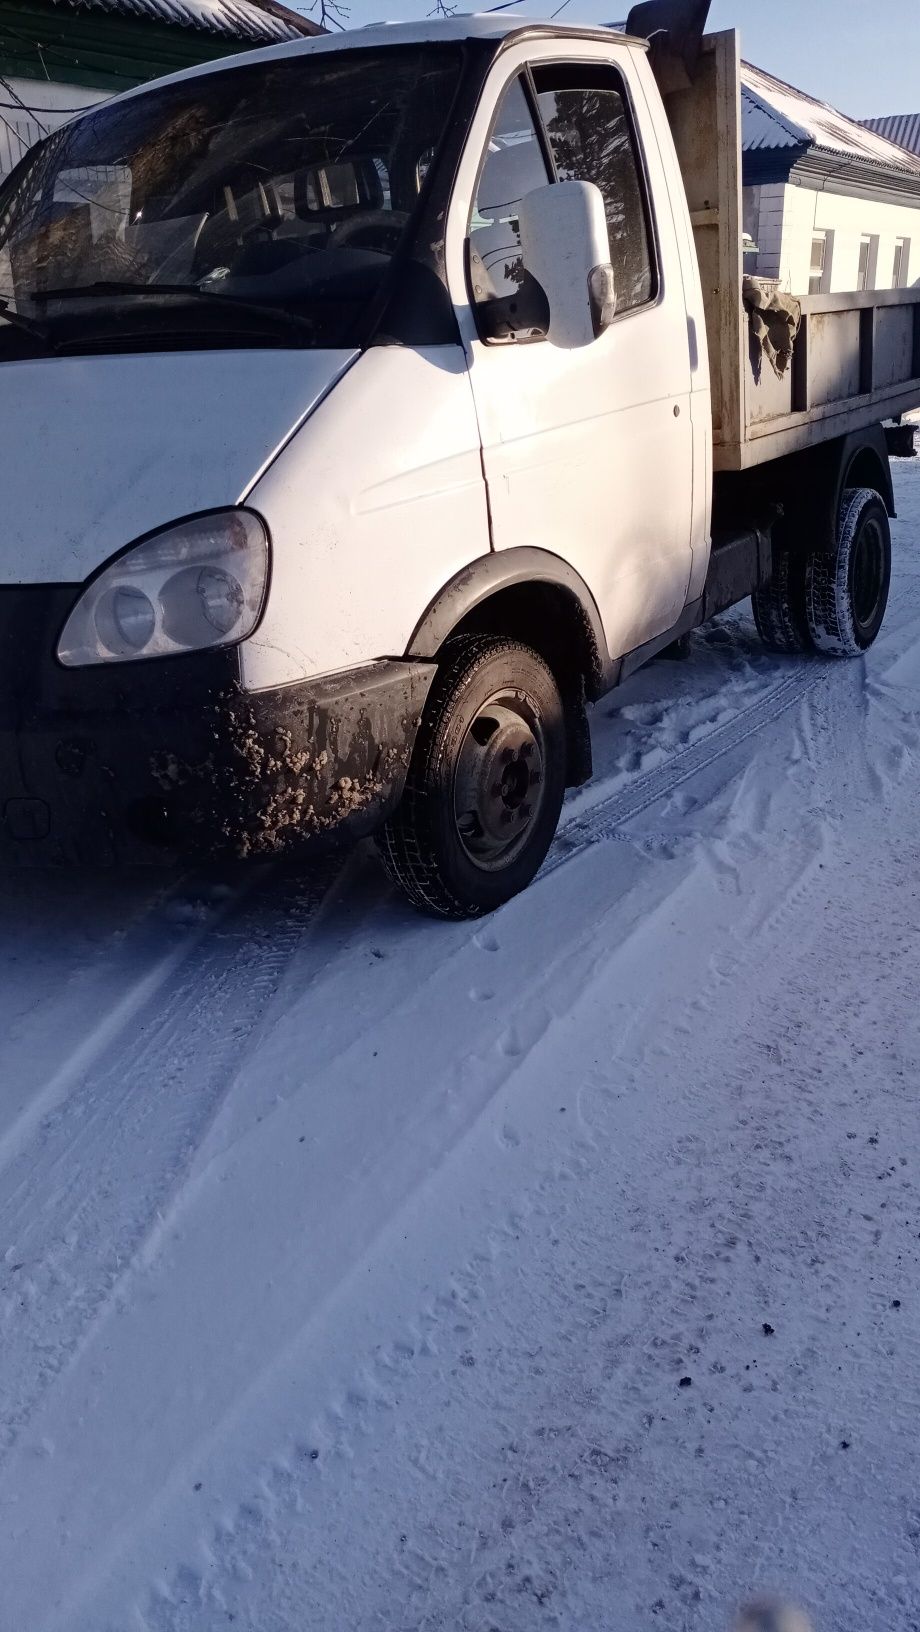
406, 549, 610, 691
839, 427, 895, 518
404, 549, 612, 789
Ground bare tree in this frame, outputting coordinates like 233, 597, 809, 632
307, 0, 349, 30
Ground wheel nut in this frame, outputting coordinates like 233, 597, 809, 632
490, 784, 503, 798
501, 747, 514, 764
501, 810, 514, 826
521, 742, 534, 758
529, 770, 542, 786
519, 803, 531, 820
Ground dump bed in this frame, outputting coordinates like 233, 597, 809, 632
662, 30, 920, 472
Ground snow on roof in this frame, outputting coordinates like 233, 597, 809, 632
741, 62, 920, 177
47, 0, 320, 46
609, 19, 920, 181
862, 113, 920, 160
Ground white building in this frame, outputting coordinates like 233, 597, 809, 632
741, 63, 920, 295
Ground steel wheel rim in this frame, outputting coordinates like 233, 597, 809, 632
852, 515, 885, 635
453, 690, 547, 871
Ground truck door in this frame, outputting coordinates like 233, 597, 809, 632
451, 47, 695, 660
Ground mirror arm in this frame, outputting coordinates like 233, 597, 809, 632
474, 271, 549, 343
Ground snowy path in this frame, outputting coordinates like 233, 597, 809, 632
2, 463, 920, 1632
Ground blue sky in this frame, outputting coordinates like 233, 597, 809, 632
294, 0, 919, 120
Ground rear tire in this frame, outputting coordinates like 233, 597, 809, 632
751, 530, 812, 653
805, 487, 891, 656
378, 635, 567, 919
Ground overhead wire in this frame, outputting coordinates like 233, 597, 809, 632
0, 73, 50, 133
0, 94, 100, 114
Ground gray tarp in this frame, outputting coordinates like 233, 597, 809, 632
743, 276, 802, 381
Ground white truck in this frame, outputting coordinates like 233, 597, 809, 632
1, 0, 918, 915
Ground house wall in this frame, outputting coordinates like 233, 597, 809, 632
0, 0, 301, 179
0, 79, 105, 177
748, 180, 920, 295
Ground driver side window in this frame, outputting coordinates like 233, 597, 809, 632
468, 76, 550, 335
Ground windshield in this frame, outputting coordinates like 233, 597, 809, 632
0, 44, 461, 355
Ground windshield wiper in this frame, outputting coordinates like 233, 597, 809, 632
34, 279, 234, 300
31, 280, 315, 337
0, 297, 56, 347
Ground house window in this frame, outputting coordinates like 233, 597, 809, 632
809, 232, 827, 294
857, 234, 878, 292
893, 238, 910, 288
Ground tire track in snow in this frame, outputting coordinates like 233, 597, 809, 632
0, 882, 244, 1180
0, 856, 344, 1461
545, 659, 823, 875
0, 870, 270, 1180
137, 633, 920, 1632
8, 618, 804, 1463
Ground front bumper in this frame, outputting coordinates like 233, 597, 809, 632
0, 587, 435, 865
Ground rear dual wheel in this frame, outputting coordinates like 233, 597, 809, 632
378, 635, 567, 919
753, 486, 891, 658
806, 487, 891, 656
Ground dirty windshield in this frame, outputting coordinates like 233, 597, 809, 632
0, 44, 460, 353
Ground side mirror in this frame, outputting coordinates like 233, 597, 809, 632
518, 180, 616, 349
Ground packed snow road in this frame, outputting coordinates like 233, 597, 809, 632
2, 462, 920, 1632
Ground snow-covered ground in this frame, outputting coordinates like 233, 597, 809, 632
2, 461, 920, 1632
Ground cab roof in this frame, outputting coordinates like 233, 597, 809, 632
104, 13, 648, 104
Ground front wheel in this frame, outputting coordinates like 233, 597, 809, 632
378, 635, 567, 919
806, 487, 891, 656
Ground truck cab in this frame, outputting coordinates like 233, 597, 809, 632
0, 10, 914, 914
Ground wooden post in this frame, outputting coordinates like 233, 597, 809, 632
712, 30, 746, 459
663, 30, 745, 459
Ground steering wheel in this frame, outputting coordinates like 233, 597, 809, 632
329, 210, 410, 254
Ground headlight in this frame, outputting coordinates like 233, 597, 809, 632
57, 510, 270, 667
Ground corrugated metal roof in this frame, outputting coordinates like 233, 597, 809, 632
741, 81, 808, 152
740, 61, 920, 175
47, 0, 319, 45
862, 113, 920, 158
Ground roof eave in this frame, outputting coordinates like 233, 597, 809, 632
744, 135, 920, 202
804, 147, 920, 199
742, 141, 812, 187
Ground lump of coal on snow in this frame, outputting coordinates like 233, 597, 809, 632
679, 1376, 692, 1388
762, 1323, 775, 1337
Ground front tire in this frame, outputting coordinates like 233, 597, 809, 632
806, 487, 891, 656
378, 635, 567, 919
